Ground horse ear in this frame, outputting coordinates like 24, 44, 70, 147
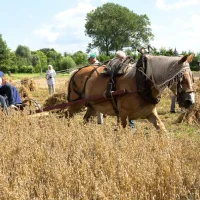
178, 55, 188, 64
186, 54, 194, 63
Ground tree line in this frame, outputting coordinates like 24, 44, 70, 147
0, 3, 199, 73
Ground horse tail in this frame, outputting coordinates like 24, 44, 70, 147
66, 69, 79, 102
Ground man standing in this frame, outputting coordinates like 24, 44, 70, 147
87, 53, 103, 125
115, 50, 136, 130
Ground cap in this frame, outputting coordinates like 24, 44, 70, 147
0, 71, 4, 77
86, 53, 96, 60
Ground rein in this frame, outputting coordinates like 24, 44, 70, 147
176, 69, 194, 103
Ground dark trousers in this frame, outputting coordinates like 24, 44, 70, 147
0, 84, 14, 106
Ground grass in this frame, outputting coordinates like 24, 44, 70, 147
10, 73, 70, 80
0, 76, 199, 199
0, 113, 200, 199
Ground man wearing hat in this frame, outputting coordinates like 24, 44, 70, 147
87, 53, 103, 124
0, 71, 17, 109
87, 53, 100, 65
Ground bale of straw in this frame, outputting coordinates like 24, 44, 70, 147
43, 93, 67, 108
176, 103, 200, 125
176, 79, 200, 125
17, 86, 31, 100
21, 77, 36, 91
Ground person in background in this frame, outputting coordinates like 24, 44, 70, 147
87, 52, 100, 65
170, 95, 185, 113
87, 53, 103, 125
170, 95, 176, 113
0, 71, 23, 114
115, 50, 136, 130
46, 65, 56, 95
0, 71, 17, 109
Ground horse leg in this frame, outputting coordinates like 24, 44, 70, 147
65, 103, 85, 118
83, 106, 97, 123
146, 108, 167, 133
120, 115, 127, 128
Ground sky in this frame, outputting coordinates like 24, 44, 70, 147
0, 0, 200, 55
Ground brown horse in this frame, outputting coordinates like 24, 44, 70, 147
66, 54, 195, 132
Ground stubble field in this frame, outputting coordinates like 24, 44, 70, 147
0, 75, 200, 199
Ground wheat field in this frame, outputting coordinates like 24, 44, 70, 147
0, 76, 199, 200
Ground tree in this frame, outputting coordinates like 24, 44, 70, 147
0, 34, 11, 70
31, 50, 48, 73
15, 45, 32, 66
39, 48, 62, 70
60, 56, 76, 71
85, 3, 154, 55
72, 51, 87, 66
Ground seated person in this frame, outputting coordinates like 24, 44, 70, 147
12, 86, 22, 105
0, 94, 8, 114
0, 71, 20, 108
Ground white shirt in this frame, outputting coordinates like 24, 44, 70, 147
46, 69, 56, 86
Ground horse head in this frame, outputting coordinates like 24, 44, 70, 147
176, 54, 195, 109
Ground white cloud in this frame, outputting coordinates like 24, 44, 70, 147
54, 3, 95, 29
156, 0, 200, 10
100, 0, 108, 3
151, 24, 168, 32
33, 2, 95, 53
34, 25, 60, 43
151, 13, 200, 53
173, 14, 200, 37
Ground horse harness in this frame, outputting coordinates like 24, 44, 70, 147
101, 56, 136, 115
136, 55, 161, 104
176, 69, 194, 106
68, 55, 161, 116
102, 54, 161, 115
67, 64, 101, 102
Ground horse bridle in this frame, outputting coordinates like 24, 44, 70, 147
176, 68, 194, 101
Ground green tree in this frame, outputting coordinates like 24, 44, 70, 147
39, 48, 62, 70
0, 34, 11, 70
158, 47, 174, 56
31, 50, 47, 73
85, 3, 153, 55
72, 51, 87, 66
60, 56, 76, 71
15, 45, 32, 66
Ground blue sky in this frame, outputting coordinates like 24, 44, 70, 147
0, 0, 200, 54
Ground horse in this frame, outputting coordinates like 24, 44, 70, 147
66, 54, 195, 132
